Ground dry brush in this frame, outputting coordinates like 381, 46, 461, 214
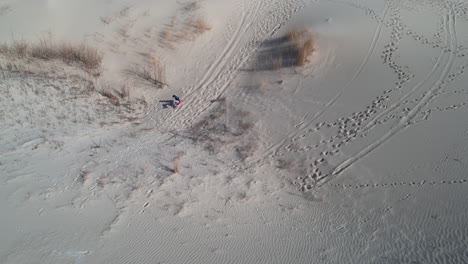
0, 36, 102, 70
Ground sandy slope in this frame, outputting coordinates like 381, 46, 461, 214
1, 0, 468, 263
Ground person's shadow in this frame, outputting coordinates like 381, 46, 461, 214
159, 100, 174, 109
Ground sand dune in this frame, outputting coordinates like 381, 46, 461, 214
1, 0, 468, 263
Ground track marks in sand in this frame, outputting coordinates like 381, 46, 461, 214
219, 0, 468, 196
329, 178, 467, 191
266, 3, 390, 161
98, 0, 310, 193
268, 1, 468, 190
160, 0, 260, 129
184, 0, 251, 97
160, 0, 308, 130
326, 176, 467, 238
332, 11, 459, 176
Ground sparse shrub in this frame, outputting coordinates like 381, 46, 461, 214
98, 82, 120, 106
13, 39, 28, 58
116, 84, 130, 100
74, 43, 102, 70
58, 42, 76, 61
183, 2, 201, 12
30, 35, 55, 60
1, 36, 102, 70
159, 17, 177, 48
193, 18, 211, 35
118, 24, 131, 39
297, 36, 315, 66
119, 6, 131, 17
159, 4, 211, 48
173, 152, 185, 174
286, 28, 315, 66
256, 28, 315, 70
127, 54, 166, 88
78, 170, 89, 183
286, 28, 308, 42
100, 16, 112, 25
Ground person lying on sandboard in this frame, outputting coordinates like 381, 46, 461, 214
172, 95, 184, 107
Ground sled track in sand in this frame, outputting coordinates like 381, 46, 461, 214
71, 0, 311, 231
87, 0, 309, 177
81, 0, 468, 197
158, 0, 309, 131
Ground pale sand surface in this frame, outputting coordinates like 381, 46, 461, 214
1, 0, 468, 263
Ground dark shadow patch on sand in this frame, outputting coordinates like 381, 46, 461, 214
244, 29, 315, 71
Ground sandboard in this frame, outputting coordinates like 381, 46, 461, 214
174, 100, 184, 107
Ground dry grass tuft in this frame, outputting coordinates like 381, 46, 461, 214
78, 170, 89, 183
183, 2, 201, 12
192, 18, 211, 35
30, 35, 54, 59
98, 82, 121, 105
286, 28, 315, 66
255, 28, 315, 70
211, 96, 226, 103
118, 24, 132, 39
298, 36, 315, 66
13, 39, 29, 58
159, 17, 178, 49
60, 42, 102, 69
0, 35, 102, 70
159, 3, 211, 49
127, 53, 166, 88
173, 152, 185, 174
119, 6, 131, 17
286, 29, 308, 42
100, 16, 113, 25
116, 84, 130, 100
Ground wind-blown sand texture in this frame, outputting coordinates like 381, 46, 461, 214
1, 0, 468, 263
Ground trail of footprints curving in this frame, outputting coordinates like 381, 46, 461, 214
328, 178, 467, 191
276, 0, 468, 191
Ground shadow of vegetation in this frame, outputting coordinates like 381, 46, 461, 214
245, 29, 314, 72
